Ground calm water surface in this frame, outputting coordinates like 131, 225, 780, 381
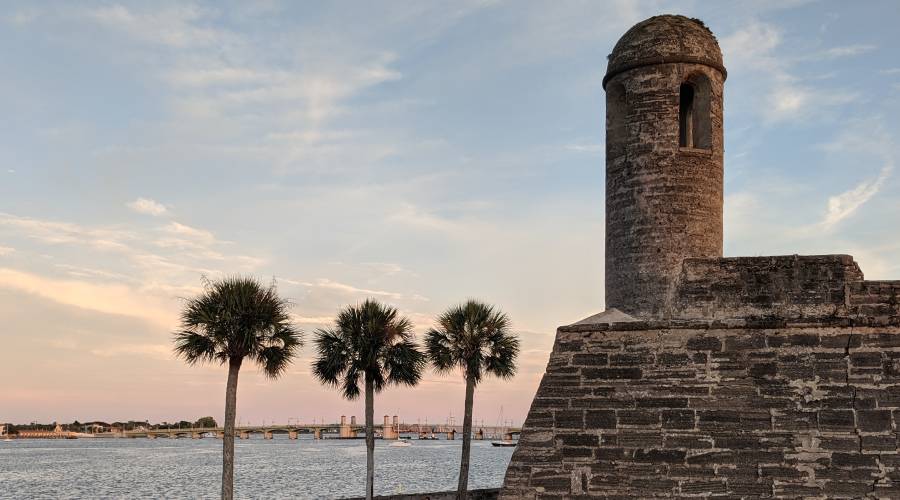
0, 436, 514, 499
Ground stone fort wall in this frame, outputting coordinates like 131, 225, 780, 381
502, 322, 900, 498
674, 255, 900, 322
502, 255, 900, 498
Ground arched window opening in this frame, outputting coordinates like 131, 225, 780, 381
606, 83, 627, 159
679, 74, 712, 150
679, 84, 694, 148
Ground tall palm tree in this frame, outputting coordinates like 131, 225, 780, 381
425, 300, 520, 500
312, 299, 425, 500
173, 276, 302, 500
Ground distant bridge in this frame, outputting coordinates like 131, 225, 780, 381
124, 416, 520, 441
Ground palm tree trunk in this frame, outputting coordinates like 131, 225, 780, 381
222, 356, 242, 500
457, 373, 476, 499
365, 374, 375, 500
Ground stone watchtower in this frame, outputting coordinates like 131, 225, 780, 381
503, 14, 900, 499
604, 16, 725, 318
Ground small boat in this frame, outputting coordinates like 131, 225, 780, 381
491, 407, 516, 447
388, 419, 410, 446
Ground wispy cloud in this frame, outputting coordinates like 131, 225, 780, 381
769, 86, 856, 120
0, 211, 265, 308
815, 120, 897, 230
166, 57, 402, 127
87, 4, 227, 49
565, 143, 603, 153
359, 262, 412, 277
0, 246, 14, 256
90, 343, 171, 360
163, 66, 270, 87
128, 197, 169, 216
82, 3, 407, 176
0, 267, 176, 328
721, 21, 781, 68
721, 21, 860, 122
290, 278, 419, 301
0, 212, 134, 251
819, 44, 876, 58
388, 203, 461, 234
161, 222, 216, 246
819, 165, 893, 229
54, 263, 131, 281
290, 314, 335, 325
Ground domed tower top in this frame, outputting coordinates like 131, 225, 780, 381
603, 15, 726, 318
603, 15, 726, 89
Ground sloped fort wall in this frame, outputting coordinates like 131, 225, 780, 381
502, 323, 900, 498
501, 256, 900, 498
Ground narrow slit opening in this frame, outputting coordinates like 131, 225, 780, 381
679, 83, 694, 148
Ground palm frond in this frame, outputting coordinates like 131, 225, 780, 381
425, 328, 455, 373
173, 276, 301, 378
385, 340, 426, 386
341, 366, 361, 400
255, 325, 303, 378
424, 299, 520, 385
173, 331, 218, 364
311, 298, 424, 401
312, 328, 350, 386
484, 331, 520, 380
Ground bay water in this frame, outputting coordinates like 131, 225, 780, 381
0, 436, 514, 499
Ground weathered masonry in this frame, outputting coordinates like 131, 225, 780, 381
502, 15, 900, 499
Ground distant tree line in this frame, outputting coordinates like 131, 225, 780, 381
3, 417, 218, 434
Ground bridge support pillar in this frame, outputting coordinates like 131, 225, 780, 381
239, 431, 250, 440
503, 432, 513, 441
475, 429, 484, 440
382, 415, 398, 440
313, 429, 322, 440
217, 431, 224, 439
191, 432, 201, 439
448, 429, 456, 440
288, 431, 298, 440
147, 434, 157, 439
264, 431, 273, 440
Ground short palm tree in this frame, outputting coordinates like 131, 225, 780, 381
312, 299, 425, 500
173, 276, 302, 500
426, 300, 520, 499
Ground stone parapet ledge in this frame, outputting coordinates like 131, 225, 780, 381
342, 488, 499, 500
560, 315, 900, 333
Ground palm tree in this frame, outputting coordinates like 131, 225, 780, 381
425, 300, 520, 500
173, 276, 302, 500
312, 299, 425, 500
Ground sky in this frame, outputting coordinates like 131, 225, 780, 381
1, 0, 899, 427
